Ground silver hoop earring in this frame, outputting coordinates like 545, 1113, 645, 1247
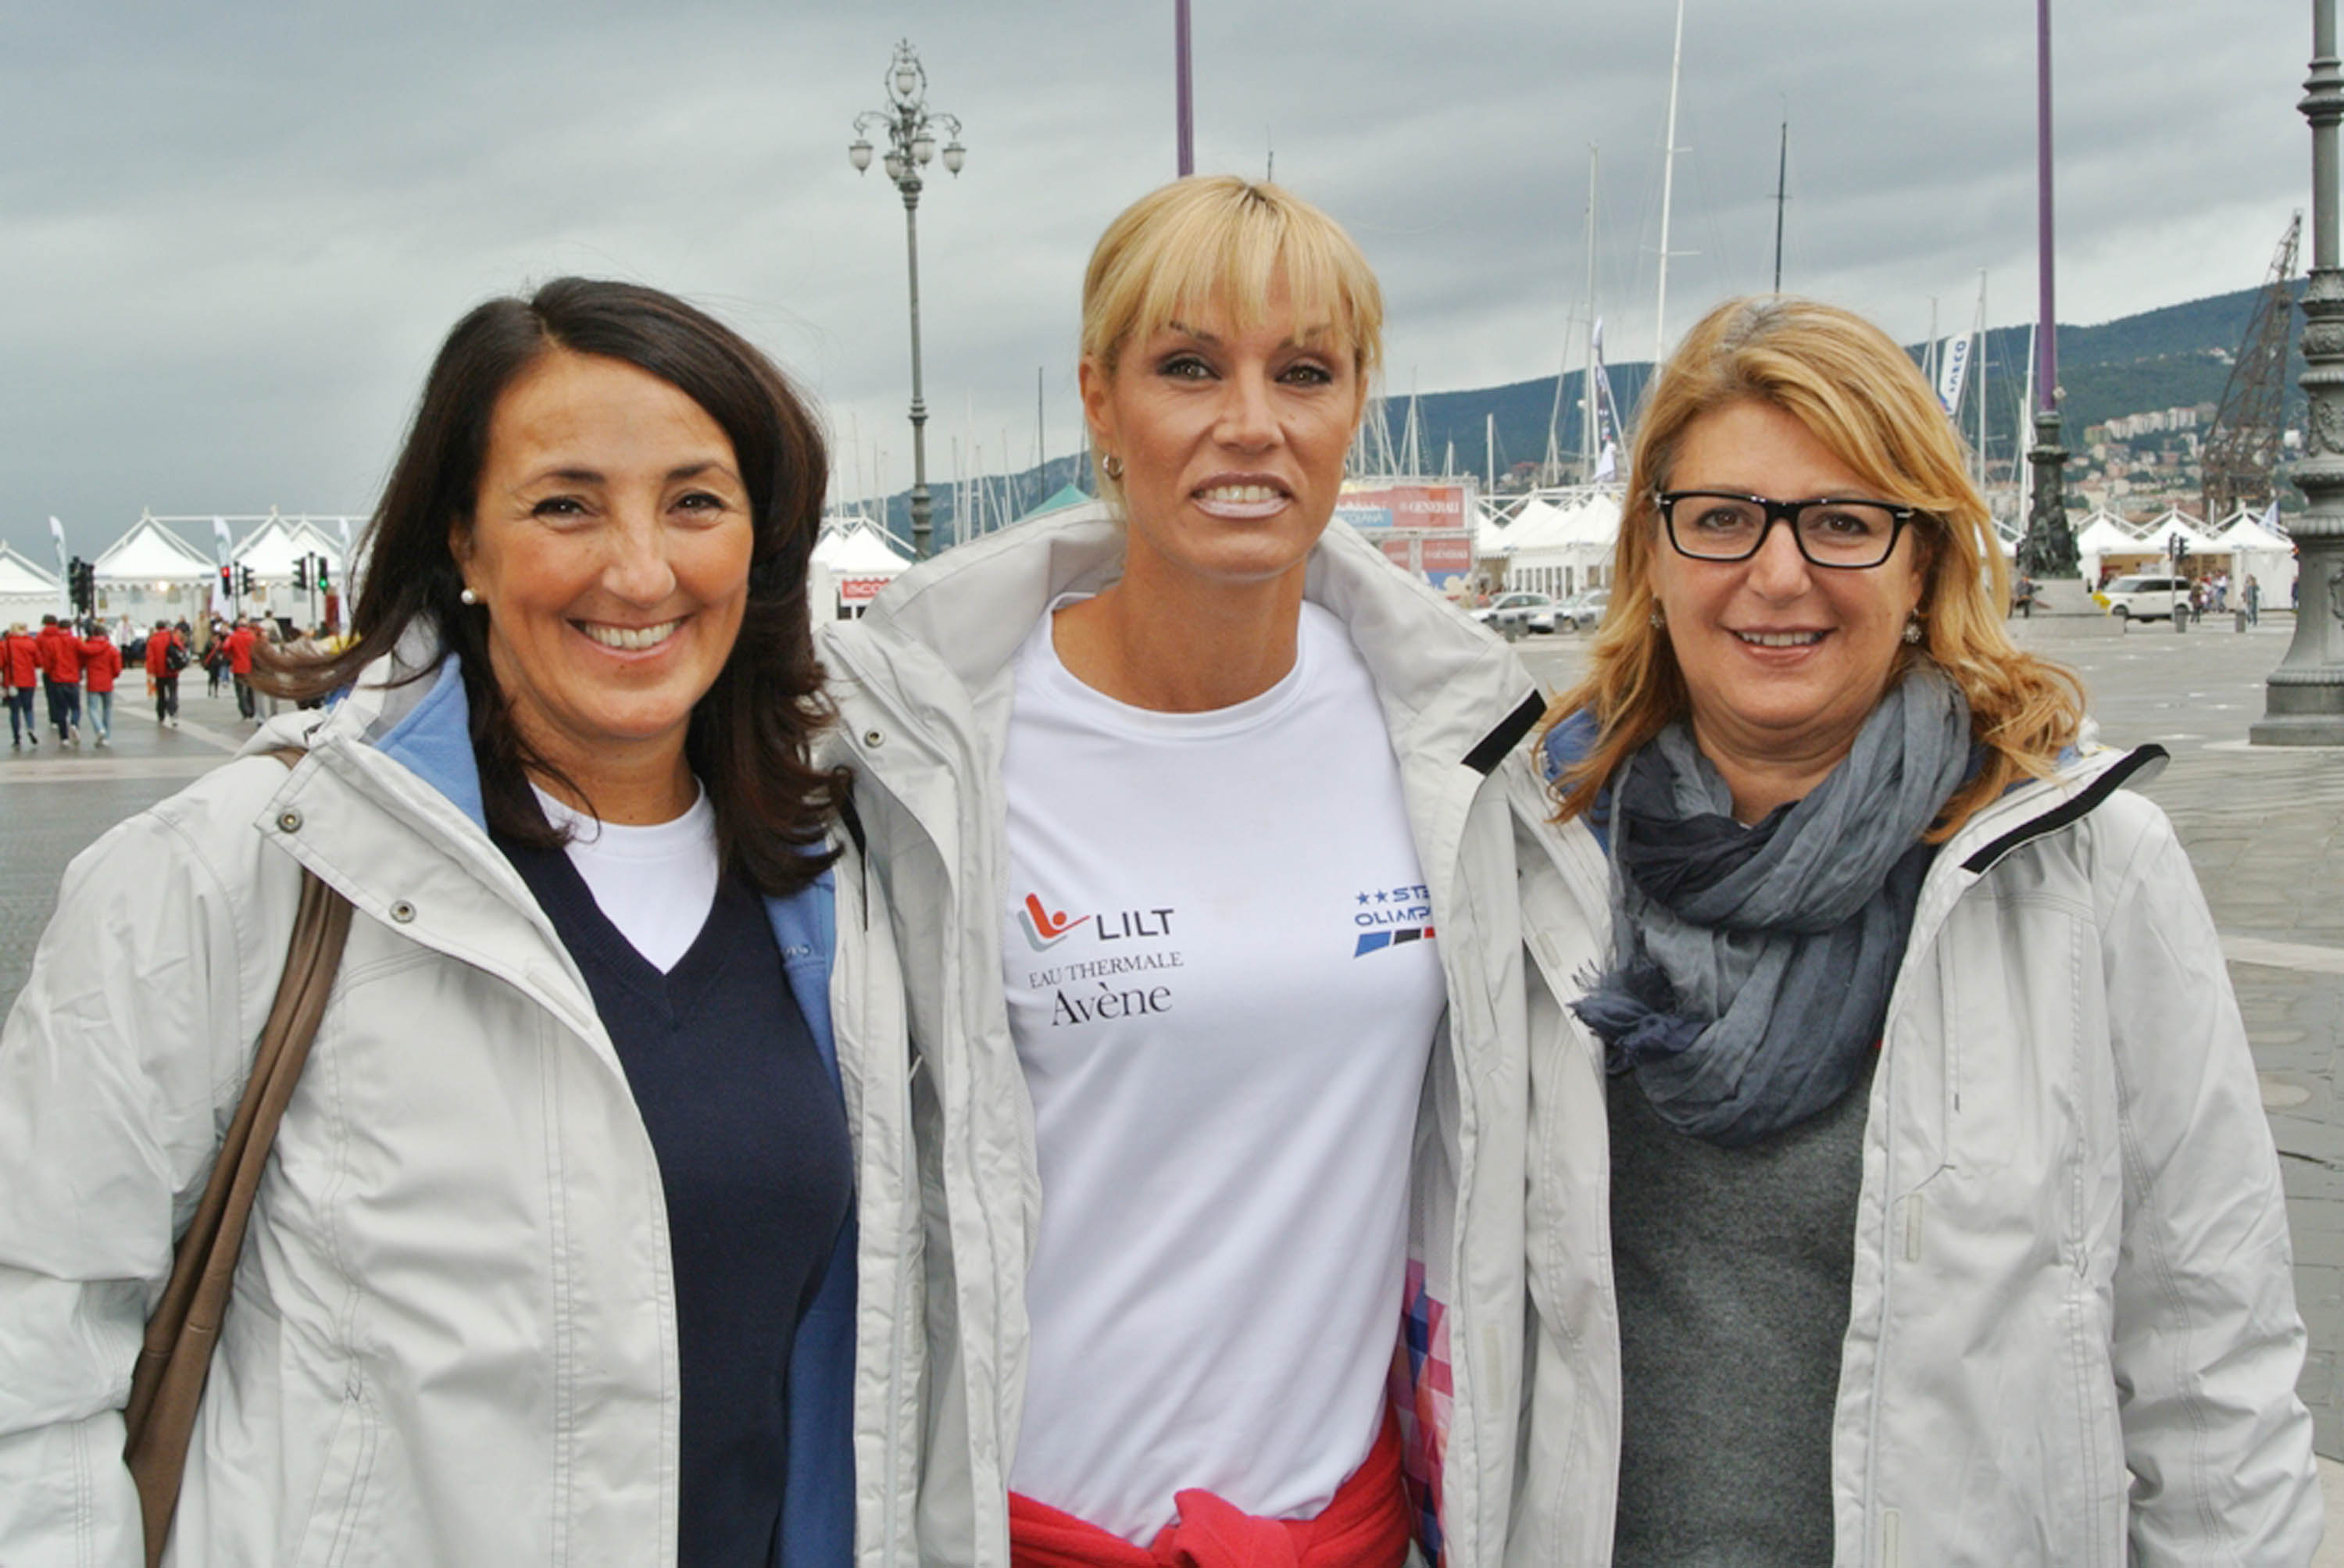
1102, 454, 1124, 482
459, 587, 479, 606
1903, 614, 1923, 645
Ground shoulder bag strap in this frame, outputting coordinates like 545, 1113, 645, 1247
121, 749, 353, 1567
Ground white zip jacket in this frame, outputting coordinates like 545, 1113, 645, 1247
816, 512, 1554, 1567
1510, 742, 2322, 1566
0, 638, 859, 1566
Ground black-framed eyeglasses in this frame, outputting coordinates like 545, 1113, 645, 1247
1655, 490, 1918, 570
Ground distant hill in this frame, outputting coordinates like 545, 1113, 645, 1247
860, 284, 2301, 549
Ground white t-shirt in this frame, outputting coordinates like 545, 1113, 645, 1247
532, 783, 720, 973
1000, 600, 1445, 1543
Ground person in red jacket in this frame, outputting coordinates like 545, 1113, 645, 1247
78, 624, 123, 747
34, 615, 82, 745
2, 623, 38, 748
144, 619, 187, 726
226, 616, 258, 720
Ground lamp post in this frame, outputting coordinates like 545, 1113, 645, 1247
850, 40, 965, 562
2254, 0, 2344, 744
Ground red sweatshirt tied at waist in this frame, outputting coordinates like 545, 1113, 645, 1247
1008, 1408, 1410, 1568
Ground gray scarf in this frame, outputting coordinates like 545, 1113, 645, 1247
1573, 666, 1972, 1146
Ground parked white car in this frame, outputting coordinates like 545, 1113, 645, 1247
2092, 574, 2191, 622
1472, 591, 1557, 635
1553, 589, 1610, 632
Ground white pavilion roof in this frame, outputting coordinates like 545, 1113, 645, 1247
2074, 510, 2147, 555
95, 516, 216, 580
2216, 511, 2292, 554
813, 519, 913, 576
230, 516, 346, 575
0, 544, 60, 595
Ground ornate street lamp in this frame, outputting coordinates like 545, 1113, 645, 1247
2018, 0, 2079, 580
2255, 0, 2344, 744
849, 39, 966, 561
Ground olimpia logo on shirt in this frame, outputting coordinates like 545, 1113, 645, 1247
1353, 881, 1435, 958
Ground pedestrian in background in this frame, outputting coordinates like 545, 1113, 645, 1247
225, 615, 257, 720
34, 615, 81, 745
202, 620, 228, 696
2248, 573, 2264, 625
144, 617, 185, 726
1526, 295, 2318, 1563
1, 623, 36, 748
77, 622, 120, 747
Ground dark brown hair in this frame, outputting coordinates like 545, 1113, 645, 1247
265, 277, 840, 894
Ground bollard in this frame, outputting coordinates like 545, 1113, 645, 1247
2238, 609, 2249, 633
2174, 602, 2188, 633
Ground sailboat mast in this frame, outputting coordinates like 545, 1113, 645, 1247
1486, 413, 1497, 498
2019, 322, 2038, 523
1975, 271, 1989, 489
1583, 145, 1600, 474
1772, 117, 1788, 295
1655, 0, 1687, 366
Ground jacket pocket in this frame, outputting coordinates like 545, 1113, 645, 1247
294, 1380, 380, 1568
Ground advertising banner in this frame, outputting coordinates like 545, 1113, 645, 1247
839, 576, 892, 602
1336, 481, 1467, 532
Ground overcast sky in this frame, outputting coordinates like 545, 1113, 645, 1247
0, 1, 2314, 565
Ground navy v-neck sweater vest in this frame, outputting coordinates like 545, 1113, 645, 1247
499, 834, 852, 1568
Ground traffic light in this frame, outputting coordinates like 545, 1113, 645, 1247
66, 557, 91, 614
77, 559, 95, 613
219, 565, 233, 601
238, 564, 255, 596
315, 555, 331, 593
292, 554, 310, 593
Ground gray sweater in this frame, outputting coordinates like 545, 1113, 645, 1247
1607, 1055, 1875, 1566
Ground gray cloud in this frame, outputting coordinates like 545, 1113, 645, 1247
1, 0, 2314, 562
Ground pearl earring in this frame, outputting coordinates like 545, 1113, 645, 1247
459, 588, 479, 606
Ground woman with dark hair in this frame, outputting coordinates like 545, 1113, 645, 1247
0, 278, 860, 1566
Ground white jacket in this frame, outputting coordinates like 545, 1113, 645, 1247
815, 513, 1554, 1566
0, 641, 859, 1566
1510, 742, 2322, 1566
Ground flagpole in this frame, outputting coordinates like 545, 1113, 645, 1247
1174, 1, 1194, 177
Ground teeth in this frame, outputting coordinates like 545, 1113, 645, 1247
1737, 630, 1823, 648
1197, 484, 1281, 502
581, 620, 681, 652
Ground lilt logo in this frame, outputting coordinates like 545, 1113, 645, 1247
1018, 893, 1091, 951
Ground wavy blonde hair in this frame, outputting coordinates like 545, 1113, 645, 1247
1549, 295, 2084, 840
1078, 176, 1384, 507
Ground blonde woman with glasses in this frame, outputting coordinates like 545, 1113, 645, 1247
1517, 294, 2320, 1565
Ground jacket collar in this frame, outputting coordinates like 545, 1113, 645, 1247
833, 509, 1542, 764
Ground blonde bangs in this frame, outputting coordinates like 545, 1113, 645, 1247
1081, 176, 1384, 384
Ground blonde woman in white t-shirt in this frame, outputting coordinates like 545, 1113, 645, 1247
820, 177, 1576, 1566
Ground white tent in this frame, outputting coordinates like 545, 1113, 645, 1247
2073, 508, 2147, 587
229, 515, 348, 627
2214, 509, 2296, 608
1502, 490, 1620, 599
93, 516, 219, 629
809, 517, 914, 620
0, 544, 62, 623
